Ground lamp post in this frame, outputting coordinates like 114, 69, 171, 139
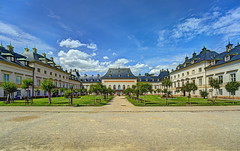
70, 85, 73, 105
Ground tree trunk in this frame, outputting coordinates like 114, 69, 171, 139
188, 92, 191, 106
6, 94, 10, 104
48, 91, 52, 104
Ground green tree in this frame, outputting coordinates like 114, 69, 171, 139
200, 90, 209, 99
183, 82, 198, 105
40, 79, 56, 104
132, 83, 152, 99
64, 89, 74, 104
21, 78, 33, 101
156, 89, 162, 96
1, 82, 17, 104
34, 88, 39, 98
161, 79, 172, 105
124, 88, 133, 96
89, 83, 106, 104
209, 78, 220, 100
225, 81, 240, 104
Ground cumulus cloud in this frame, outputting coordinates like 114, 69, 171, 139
103, 56, 109, 60
57, 49, 149, 74
149, 63, 178, 75
59, 38, 98, 50
0, 21, 54, 51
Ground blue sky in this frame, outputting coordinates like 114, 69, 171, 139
0, 0, 240, 75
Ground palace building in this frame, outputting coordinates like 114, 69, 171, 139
0, 42, 240, 99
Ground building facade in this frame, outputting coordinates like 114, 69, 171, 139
0, 42, 240, 99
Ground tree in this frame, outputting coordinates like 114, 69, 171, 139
225, 81, 240, 104
124, 88, 133, 96
64, 89, 74, 104
156, 89, 162, 96
200, 90, 209, 99
209, 78, 220, 100
40, 79, 56, 104
131, 83, 152, 99
21, 78, 33, 101
89, 83, 105, 104
34, 88, 39, 98
161, 79, 172, 105
1, 82, 17, 104
183, 82, 198, 105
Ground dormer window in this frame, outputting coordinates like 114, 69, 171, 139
211, 60, 215, 65
225, 55, 230, 61
191, 60, 195, 64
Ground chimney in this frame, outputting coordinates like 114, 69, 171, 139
185, 56, 188, 61
6, 44, 14, 52
24, 48, 29, 52
32, 48, 37, 53
226, 42, 233, 52
42, 53, 46, 58
192, 52, 196, 58
50, 57, 54, 61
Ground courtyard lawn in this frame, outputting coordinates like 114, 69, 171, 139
0, 95, 114, 106
127, 95, 240, 106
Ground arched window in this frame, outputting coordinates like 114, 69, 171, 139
123, 85, 126, 90
127, 85, 130, 88
108, 85, 111, 89
113, 85, 116, 90
118, 85, 121, 90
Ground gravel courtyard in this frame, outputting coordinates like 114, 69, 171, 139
0, 96, 240, 151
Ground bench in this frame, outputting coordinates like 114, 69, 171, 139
207, 99, 216, 104
96, 98, 102, 103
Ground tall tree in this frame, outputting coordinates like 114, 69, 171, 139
183, 82, 198, 105
225, 81, 240, 104
1, 82, 17, 104
161, 79, 172, 105
21, 78, 33, 101
209, 78, 220, 100
40, 79, 56, 104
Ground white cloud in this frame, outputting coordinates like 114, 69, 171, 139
157, 7, 240, 46
47, 51, 53, 55
0, 21, 54, 51
112, 52, 117, 56
59, 38, 86, 48
149, 63, 178, 75
59, 38, 98, 50
103, 56, 109, 60
57, 49, 149, 74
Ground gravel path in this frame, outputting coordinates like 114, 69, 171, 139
0, 96, 240, 151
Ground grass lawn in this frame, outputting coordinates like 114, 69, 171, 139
127, 95, 240, 106
0, 95, 114, 106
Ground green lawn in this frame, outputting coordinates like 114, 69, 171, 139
0, 95, 114, 106
127, 95, 240, 106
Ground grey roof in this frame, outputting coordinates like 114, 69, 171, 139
206, 44, 240, 68
137, 70, 169, 82
175, 47, 218, 71
0, 47, 32, 69
79, 75, 101, 83
101, 68, 137, 79
22, 50, 66, 73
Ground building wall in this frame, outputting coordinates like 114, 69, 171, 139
0, 61, 33, 99
169, 61, 210, 97
102, 79, 137, 91
205, 60, 240, 99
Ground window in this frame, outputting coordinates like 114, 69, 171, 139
230, 73, 236, 82
59, 75, 61, 78
55, 73, 57, 77
16, 90, 21, 97
192, 79, 195, 84
211, 60, 215, 65
44, 70, 47, 74
199, 79, 202, 86
198, 68, 202, 72
63, 76, 65, 79
174, 82, 176, 87
192, 70, 195, 74
178, 74, 180, 78
219, 89, 223, 95
16, 76, 22, 84
3, 74, 9, 82
50, 72, 52, 75
218, 75, 223, 84
37, 68, 41, 72
187, 72, 189, 75
231, 91, 236, 96
225, 55, 230, 61
182, 73, 184, 77
37, 79, 41, 86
